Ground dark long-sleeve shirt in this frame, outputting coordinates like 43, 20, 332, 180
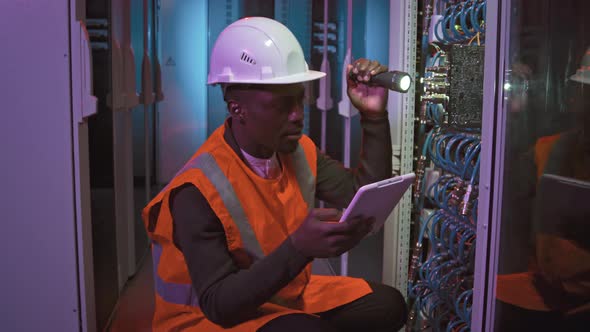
165, 114, 392, 326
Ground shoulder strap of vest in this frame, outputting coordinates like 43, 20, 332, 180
292, 143, 316, 210
193, 152, 265, 259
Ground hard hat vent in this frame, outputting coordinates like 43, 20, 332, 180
240, 52, 256, 65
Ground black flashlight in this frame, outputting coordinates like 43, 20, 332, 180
350, 70, 412, 93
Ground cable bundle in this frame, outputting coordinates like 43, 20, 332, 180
408, 9, 482, 326
434, 0, 486, 45
408, 208, 475, 331
408, 131, 479, 331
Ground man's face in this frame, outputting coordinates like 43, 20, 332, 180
234, 83, 306, 155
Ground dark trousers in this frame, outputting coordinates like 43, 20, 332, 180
494, 300, 590, 332
258, 281, 408, 332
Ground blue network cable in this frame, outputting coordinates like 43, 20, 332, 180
434, 0, 486, 44
410, 5, 484, 328
459, 2, 476, 39
472, 1, 486, 34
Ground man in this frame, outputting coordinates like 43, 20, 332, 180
143, 17, 407, 331
496, 46, 590, 331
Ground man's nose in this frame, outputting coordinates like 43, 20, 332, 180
289, 102, 304, 123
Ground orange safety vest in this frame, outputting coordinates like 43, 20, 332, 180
142, 125, 372, 331
533, 133, 561, 180
496, 132, 590, 315
495, 134, 562, 312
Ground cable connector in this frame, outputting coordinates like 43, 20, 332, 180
448, 180, 465, 207
423, 76, 450, 95
421, 93, 449, 104
408, 241, 423, 282
405, 308, 417, 332
413, 156, 427, 201
459, 184, 479, 216
425, 65, 449, 74
419, 102, 428, 122
424, 81, 450, 94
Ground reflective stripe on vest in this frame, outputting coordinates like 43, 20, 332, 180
292, 144, 316, 209
153, 144, 315, 307
193, 153, 265, 258
152, 242, 200, 306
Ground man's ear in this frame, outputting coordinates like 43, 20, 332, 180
227, 100, 245, 123
227, 100, 239, 115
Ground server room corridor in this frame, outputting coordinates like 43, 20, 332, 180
3, 0, 590, 331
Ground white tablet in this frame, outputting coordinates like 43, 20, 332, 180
339, 173, 415, 235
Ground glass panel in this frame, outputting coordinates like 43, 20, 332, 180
494, 0, 590, 330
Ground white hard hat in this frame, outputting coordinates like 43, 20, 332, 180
207, 17, 325, 85
570, 46, 590, 85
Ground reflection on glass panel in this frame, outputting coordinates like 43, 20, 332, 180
495, 0, 590, 330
